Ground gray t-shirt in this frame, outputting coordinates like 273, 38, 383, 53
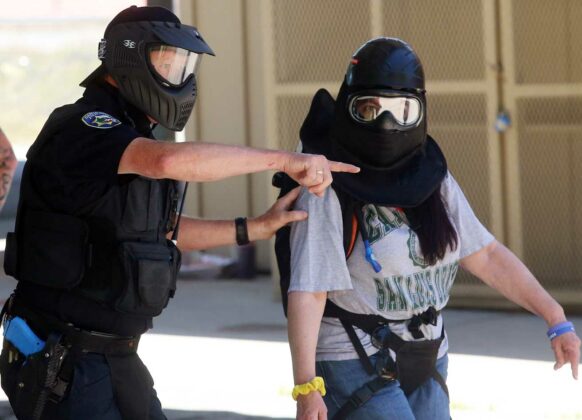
289, 172, 495, 361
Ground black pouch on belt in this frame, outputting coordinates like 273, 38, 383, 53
115, 240, 181, 316
393, 336, 443, 396
0, 333, 69, 420
106, 353, 154, 419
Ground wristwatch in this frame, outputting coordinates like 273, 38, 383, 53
235, 217, 250, 246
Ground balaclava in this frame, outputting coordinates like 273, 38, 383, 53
331, 37, 427, 171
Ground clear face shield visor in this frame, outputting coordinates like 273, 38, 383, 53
349, 95, 422, 127
147, 44, 202, 87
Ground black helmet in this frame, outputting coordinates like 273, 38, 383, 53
299, 37, 446, 207
81, 6, 215, 131
333, 37, 427, 169
345, 37, 425, 92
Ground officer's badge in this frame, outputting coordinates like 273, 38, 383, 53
81, 112, 121, 129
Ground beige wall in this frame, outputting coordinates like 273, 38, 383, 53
177, 0, 272, 269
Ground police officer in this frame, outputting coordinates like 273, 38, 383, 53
0, 6, 359, 419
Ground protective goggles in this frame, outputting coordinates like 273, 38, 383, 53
148, 44, 202, 87
349, 95, 422, 126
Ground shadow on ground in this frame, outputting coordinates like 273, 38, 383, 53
0, 401, 292, 420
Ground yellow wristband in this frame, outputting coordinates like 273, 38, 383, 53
292, 376, 326, 401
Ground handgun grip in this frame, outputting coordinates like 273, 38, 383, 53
3, 316, 45, 356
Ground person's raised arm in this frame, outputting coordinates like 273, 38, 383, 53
172, 187, 307, 250
288, 291, 328, 420
118, 138, 359, 197
460, 240, 581, 379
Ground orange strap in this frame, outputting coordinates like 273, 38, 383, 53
347, 213, 358, 258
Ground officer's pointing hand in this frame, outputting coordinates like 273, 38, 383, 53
282, 153, 360, 197
248, 187, 307, 241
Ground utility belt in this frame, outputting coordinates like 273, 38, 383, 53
5, 296, 140, 355
0, 296, 140, 420
331, 305, 448, 420
4, 210, 181, 317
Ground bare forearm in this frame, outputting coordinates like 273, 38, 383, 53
287, 291, 327, 384
163, 141, 292, 181
121, 138, 291, 181
462, 241, 565, 326
172, 216, 270, 251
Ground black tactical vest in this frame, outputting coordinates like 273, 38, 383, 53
4, 104, 181, 318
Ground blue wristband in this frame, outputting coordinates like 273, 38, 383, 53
546, 321, 575, 340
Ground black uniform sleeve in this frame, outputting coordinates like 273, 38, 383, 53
54, 115, 141, 184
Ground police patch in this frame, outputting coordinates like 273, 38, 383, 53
81, 112, 121, 129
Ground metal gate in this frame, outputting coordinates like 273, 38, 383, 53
500, 0, 582, 309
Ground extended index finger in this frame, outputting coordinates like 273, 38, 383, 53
328, 160, 360, 173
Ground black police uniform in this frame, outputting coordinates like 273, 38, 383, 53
1, 80, 180, 419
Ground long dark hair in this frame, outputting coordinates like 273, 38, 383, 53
404, 186, 458, 266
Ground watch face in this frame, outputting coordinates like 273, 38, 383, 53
235, 217, 249, 245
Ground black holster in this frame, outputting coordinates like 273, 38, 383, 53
0, 334, 70, 420
1, 298, 144, 419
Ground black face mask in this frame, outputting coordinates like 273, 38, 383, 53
100, 21, 214, 131
299, 87, 447, 208
330, 84, 428, 170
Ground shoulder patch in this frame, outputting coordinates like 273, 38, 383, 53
81, 112, 122, 129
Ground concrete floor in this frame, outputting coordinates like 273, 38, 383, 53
0, 275, 580, 419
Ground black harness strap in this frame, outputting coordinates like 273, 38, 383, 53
332, 376, 393, 420
432, 369, 449, 399
407, 306, 439, 339
332, 307, 448, 418
340, 320, 375, 375
326, 300, 390, 333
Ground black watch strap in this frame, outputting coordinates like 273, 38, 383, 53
235, 217, 250, 246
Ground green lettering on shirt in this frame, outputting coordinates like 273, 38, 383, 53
449, 262, 459, 289
413, 271, 424, 309
365, 206, 383, 243
366, 206, 406, 245
393, 276, 409, 311
406, 275, 418, 309
416, 271, 437, 306
384, 278, 398, 311
434, 268, 448, 301
374, 278, 386, 311
407, 230, 429, 269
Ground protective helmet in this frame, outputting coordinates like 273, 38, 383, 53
80, 6, 215, 131
332, 37, 427, 169
299, 37, 446, 207
346, 37, 425, 91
